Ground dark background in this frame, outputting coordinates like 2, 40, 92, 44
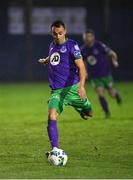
0, 0, 133, 82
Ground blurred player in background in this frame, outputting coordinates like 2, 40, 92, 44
81, 29, 122, 118
38, 21, 92, 154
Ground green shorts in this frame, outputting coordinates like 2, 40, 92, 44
48, 83, 92, 115
92, 75, 114, 89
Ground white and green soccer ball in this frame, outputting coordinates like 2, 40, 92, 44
48, 148, 68, 166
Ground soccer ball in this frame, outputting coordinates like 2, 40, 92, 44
48, 148, 68, 166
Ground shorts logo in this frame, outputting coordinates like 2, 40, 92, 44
50, 52, 60, 65
87, 55, 97, 65
60, 46, 67, 53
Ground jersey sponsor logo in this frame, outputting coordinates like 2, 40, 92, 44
50, 52, 60, 65
60, 46, 67, 53
74, 44, 80, 50
87, 55, 97, 65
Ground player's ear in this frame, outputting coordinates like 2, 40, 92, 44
64, 29, 66, 35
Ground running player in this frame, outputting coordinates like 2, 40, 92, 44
81, 29, 122, 118
38, 21, 92, 153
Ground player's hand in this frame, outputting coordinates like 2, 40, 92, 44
78, 86, 87, 100
112, 60, 119, 68
38, 58, 48, 64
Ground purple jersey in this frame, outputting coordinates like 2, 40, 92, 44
48, 39, 82, 90
81, 41, 111, 78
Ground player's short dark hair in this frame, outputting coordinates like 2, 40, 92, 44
51, 20, 65, 29
85, 29, 95, 36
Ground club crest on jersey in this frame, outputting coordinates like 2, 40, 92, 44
60, 46, 67, 53
87, 55, 97, 65
50, 52, 60, 65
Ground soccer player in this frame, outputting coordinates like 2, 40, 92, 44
38, 21, 92, 153
81, 29, 122, 118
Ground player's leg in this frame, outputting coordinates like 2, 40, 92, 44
96, 86, 110, 117
66, 83, 92, 120
108, 88, 122, 104
47, 92, 63, 149
104, 75, 122, 104
72, 98, 92, 120
92, 78, 110, 117
47, 108, 59, 148
79, 99, 93, 120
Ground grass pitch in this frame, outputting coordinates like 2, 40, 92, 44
0, 82, 133, 179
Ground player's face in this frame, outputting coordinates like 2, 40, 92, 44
51, 26, 66, 44
83, 33, 95, 46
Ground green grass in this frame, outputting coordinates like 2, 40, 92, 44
0, 82, 133, 179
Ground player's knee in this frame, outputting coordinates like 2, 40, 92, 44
86, 111, 93, 117
98, 94, 104, 98
96, 88, 104, 96
89, 111, 93, 117
109, 89, 116, 98
48, 109, 58, 120
48, 113, 57, 120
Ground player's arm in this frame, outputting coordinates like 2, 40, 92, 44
82, 58, 89, 80
38, 56, 49, 64
100, 42, 119, 68
107, 50, 119, 68
80, 48, 89, 80
75, 59, 87, 100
